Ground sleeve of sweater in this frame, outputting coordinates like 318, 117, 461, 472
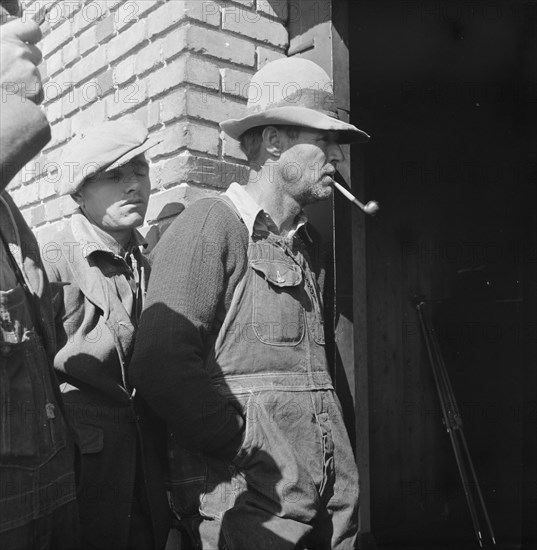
129, 199, 248, 460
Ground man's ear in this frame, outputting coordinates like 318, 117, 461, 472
261, 126, 284, 158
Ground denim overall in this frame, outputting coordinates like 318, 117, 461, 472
170, 199, 359, 550
0, 193, 77, 544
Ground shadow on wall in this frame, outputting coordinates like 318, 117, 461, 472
144, 202, 185, 255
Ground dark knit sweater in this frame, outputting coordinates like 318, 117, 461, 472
130, 198, 249, 459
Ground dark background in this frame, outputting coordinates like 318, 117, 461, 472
348, 1, 536, 548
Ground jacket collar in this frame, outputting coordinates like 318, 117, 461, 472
71, 209, 146, 260
68, 211, 143, 323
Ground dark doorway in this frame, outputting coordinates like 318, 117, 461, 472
349, 1, 536, 548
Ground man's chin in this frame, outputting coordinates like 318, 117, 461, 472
303, 190, 332, 206
317, 186, 334, 201
119, 213, 145, 229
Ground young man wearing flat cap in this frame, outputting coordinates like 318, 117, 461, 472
131, 57, 370, 549
40, 119, 170, 550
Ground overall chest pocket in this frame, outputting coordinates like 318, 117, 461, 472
1, 284, 33, 346
250, 259, 306, 346
1, 285, 66, 464
1, 285, 39, 462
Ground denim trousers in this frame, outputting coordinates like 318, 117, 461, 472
170, 232, 359, 550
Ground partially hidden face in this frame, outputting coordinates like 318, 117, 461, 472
278, 129, 345, 206
75, 154, 150, 232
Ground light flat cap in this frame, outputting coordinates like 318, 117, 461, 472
54, 118, 160, 196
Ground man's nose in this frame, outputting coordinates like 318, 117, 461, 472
123, 169, 142, 192
328, 141, 345, 166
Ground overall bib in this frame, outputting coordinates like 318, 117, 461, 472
170, 200, 359, 550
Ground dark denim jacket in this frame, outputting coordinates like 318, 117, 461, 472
0, 192, 77, 533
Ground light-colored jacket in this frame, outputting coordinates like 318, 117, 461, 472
42, 211, 148, 406
40, 212, 170, 549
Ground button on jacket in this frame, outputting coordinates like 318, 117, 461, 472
40, 211, 170, 550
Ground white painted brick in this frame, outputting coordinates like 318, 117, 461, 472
222, 7, 287, 47
38, 177, 56, 200
221, 67, 254, 99
159, 88, 187, 123
115, 0, 160, 31
186, 90, 246, 124
147, 1, 219, 39
73, 101, 107, 133
42, 19, 72, 57
153, 122, 220, 157
78, 26, 97, 55
134, 39, 164, 75
222, 133, 246, 162
106, 80, 147, 118
256, 45, 285, 68
44, 197, 63, 222
44, 95, 63, 122
71, 47, 107, 84
184, 25, 255, 67
45, 50, 63, 78
115, 55, 137, 85
107, 18, 146, 62
256, 0, 288, 20
147, 55, 219, 99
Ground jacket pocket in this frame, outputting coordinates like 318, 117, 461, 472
250, 259, 306, 346
229, 392, 255, 464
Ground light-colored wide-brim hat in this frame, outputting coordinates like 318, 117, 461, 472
220, 57, 370, 144
54, 118, 161, 196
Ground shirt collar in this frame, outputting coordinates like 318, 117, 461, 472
71, 209, 147, 259
224, 182, 308, 238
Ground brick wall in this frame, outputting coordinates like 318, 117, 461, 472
9, 0, 288, 249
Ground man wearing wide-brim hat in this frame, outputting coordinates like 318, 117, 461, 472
131, 57, 369, 549
39, 118, 170, 550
